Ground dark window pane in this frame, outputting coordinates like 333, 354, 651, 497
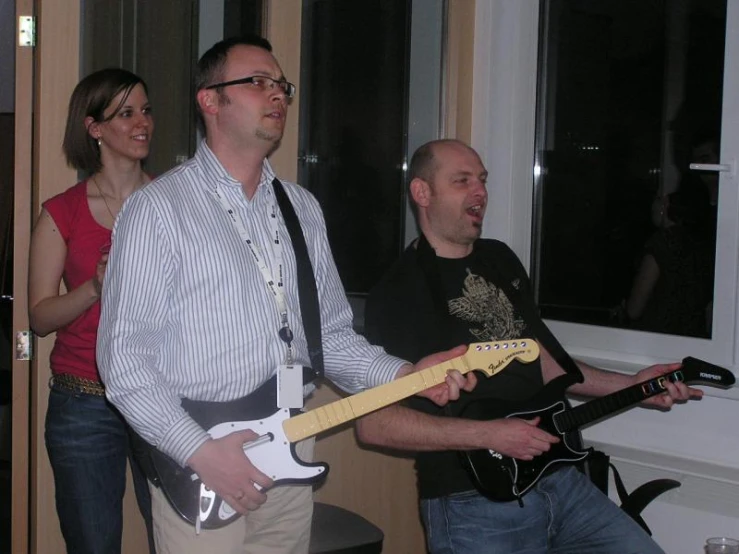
224, 0, 263, 38
298, 0, 410, 295
534, 0, 725, 339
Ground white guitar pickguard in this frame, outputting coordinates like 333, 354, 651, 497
207, 408, 326, 484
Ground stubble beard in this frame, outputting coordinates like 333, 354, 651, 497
256, 127, 278, 141
461, 221, 483, 245
256, 124, 284, 146
254, 127, 283, 157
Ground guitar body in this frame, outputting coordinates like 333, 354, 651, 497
151, 400, 328, 530
462, 398, 590, 502
461, 357, 736, 503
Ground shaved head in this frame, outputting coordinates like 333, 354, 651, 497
409, 139, 475, 184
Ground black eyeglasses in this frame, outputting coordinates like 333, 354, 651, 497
205, 75, 296, 98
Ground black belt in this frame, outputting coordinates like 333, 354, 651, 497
179, 371, 313, 431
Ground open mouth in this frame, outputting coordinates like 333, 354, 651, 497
467, 204, 484, 218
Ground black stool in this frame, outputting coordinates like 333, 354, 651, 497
309, 502, 384, 554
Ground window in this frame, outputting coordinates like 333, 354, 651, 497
534, 0, 724, 338
298, 0, 410, 295
297, 0, 445, 295
530, 0, 739, 366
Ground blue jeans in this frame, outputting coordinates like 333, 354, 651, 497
45, 386, 155, 554
421, 466, 665, 554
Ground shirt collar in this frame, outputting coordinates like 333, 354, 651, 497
194, 139, 276, 193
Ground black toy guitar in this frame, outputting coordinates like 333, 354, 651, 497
461, 356, 735, 502
151, 339, 540, 530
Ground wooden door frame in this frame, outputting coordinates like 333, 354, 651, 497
29, 3, 79, 553
13, 1, 80, 552
20, 2, 170, 550
12, 0, 34, 551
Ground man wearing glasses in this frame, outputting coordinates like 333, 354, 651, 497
97, 36, 471, 553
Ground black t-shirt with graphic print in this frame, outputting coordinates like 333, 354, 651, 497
365, 238, 545, 498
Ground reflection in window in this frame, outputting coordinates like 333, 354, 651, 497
533, 0, 725, 338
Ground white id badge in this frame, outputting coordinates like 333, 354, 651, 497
277, 364, 304, 409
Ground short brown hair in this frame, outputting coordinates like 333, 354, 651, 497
62, 68, 148, 174
193, 35, 274, 136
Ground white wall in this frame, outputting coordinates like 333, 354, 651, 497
471, 2, 739, 552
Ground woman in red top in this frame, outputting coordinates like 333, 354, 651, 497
28, 68, 155, 554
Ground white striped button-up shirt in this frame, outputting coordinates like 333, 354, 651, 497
97, 141, 405, 466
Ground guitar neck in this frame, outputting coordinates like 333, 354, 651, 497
550, 357, 737, 434
557, 363, 720, 432
283, 339, 539, 443
556, 377, 669, 433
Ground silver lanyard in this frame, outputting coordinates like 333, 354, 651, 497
211, 182, 294, 363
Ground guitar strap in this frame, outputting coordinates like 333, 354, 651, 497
272, 178, 324, 382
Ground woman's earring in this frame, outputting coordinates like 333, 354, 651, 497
97, 137, 102, 147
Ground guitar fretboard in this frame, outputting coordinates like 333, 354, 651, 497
283, 358, 469, 442
283, 340, 540, 442
556, 371, 685, 432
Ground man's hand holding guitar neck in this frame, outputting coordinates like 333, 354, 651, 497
631, 362, 704, 408
397, 344, 478, 406
541, 345, 703, 408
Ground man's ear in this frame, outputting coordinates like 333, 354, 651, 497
196, 89, 218, 117
410, 178, 431, 208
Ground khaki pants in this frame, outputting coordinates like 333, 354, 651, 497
151, 439, 314, 554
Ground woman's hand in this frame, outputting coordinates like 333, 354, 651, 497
92, 252, 109, 297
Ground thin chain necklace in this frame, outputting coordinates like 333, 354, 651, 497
91, 175, 117, 224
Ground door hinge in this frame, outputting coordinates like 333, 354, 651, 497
18, 16, 35, 47
16, 330, 33, 361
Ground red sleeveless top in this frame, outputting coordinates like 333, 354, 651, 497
44, 181, 111, 381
